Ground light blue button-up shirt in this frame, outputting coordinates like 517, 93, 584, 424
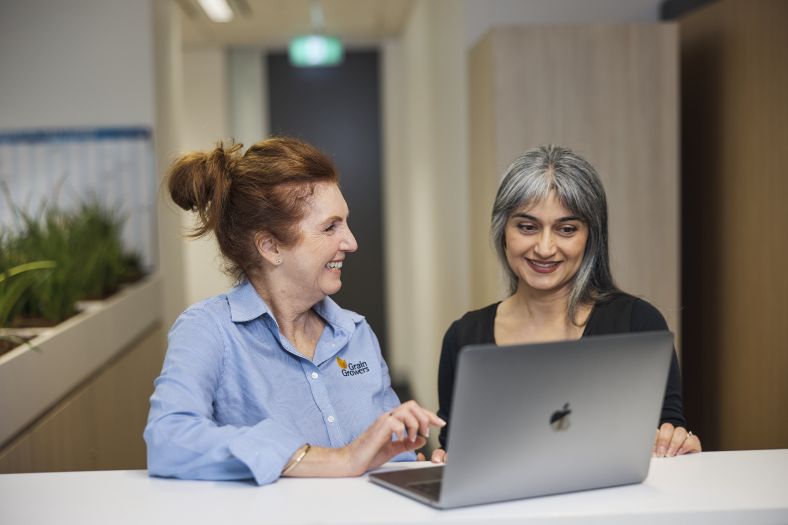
144, 280, 412, 485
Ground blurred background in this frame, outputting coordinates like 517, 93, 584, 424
0, 0, 785, 473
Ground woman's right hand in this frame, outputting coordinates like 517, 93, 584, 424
430, 448, 447, 464
343, 400, 445, 476
284, 400, 444, 478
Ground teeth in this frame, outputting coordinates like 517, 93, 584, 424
326, 261, 343, 270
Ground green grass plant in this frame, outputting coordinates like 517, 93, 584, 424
0, 260, 56, 327
0, 196, 144, 328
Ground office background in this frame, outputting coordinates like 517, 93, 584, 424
0, 0, 785, 472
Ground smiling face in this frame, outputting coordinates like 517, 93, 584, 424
504, 191, 589, 297
277, 182, 358, 303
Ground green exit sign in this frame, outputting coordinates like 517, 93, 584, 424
289, 35, 344, 67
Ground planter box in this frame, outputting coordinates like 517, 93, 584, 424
0, 274, 163, 446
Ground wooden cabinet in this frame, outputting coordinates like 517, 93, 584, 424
468, 24, 680, 343
680, 0, 788, 450
0, 325, 164, 473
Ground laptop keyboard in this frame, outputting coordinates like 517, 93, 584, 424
407, 480, 442, 500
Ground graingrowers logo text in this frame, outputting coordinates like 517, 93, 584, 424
336, 356, 370, 377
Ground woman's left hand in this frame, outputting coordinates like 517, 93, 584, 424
653, 423, 702, 457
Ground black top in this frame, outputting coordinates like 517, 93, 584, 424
437, 292, 686, 448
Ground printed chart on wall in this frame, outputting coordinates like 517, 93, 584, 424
0, 127, 157, 269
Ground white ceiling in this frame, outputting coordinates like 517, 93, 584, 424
177, 0, 414, 47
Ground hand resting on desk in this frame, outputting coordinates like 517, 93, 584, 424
653, 423, 702, 457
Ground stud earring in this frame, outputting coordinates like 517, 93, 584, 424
275, 257, 282, 265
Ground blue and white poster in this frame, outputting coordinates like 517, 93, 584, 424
0, 127, 157, 269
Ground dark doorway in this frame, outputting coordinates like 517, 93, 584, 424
267, 51, 387, 356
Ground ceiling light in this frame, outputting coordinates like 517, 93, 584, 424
288, 0, 344, 67
289, 35, 343, 67
197, 0, 234, 23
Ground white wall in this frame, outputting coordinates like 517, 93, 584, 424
152, 0, 190, 328
382, 0, 471, 427
228, 49, 268, 147
182, 48, 229, 150
0, 0, 154, 130
180, 47, 235, 305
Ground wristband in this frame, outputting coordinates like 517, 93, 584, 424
281, 444, 311, 476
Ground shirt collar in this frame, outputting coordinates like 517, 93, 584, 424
227, 280, 270, 322
227, 280, 364, 332
313, 295, 364, 335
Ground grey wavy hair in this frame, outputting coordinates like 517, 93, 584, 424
490, 145, 618, 324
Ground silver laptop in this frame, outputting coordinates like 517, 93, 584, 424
369, 331, 673, 509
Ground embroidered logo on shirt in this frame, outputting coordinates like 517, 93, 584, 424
336, 356, 369, 376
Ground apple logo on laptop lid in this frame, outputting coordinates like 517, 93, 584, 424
550, 402, 572, 431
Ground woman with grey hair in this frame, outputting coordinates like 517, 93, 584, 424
431, 145, 700, 463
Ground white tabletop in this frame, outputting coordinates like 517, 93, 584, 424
1, 450, 787, 524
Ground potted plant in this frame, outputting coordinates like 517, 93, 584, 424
0, 260, 56, 354
0, 199, 160, 447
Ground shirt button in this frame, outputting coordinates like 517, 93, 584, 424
327, 415, 336, 423
311, 372, 319, 379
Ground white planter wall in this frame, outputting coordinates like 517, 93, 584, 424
0, 274, 163, 446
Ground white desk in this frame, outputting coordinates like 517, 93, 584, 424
1, 450, 786, 524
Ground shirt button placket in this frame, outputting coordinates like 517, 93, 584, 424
303, 361, 342, 446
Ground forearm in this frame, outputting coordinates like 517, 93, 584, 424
660, 350, 686, 427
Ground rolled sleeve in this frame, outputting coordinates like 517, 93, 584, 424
227, 419, 305, 485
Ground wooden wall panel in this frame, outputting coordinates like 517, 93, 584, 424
469, 25, 680, 345
0, 325, 165, 473
680, 0, 788, 450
